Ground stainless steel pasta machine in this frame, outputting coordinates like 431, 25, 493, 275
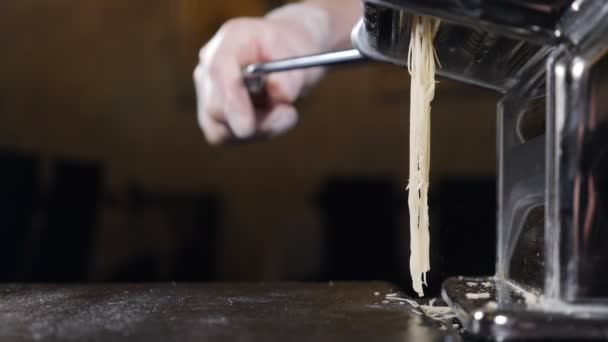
245, 1, 608, 339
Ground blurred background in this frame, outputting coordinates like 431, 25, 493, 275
0, 0, 497, 296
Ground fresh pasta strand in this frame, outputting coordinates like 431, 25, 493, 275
407, 15, 440, 297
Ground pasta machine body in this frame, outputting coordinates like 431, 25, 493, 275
352, 0, 608, 339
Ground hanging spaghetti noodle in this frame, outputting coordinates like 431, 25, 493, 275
407, 16, 440, 297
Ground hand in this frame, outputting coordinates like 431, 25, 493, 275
194, 4, 330, 145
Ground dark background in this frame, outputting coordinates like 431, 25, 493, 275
0, 0, 497, 297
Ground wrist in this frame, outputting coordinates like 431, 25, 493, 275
265, 3, 331, 52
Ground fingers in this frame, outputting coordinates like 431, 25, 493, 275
195, 46, 256, 142
194, 18, 309, 146
222, 73, 256, 138
195, 63, 299, 144
199, 112, 231, 146
194, 66, 230, 145
258, 104, 299, 137
260, 31, 309, 104
265, 73, 302, 103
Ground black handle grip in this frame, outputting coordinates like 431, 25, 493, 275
243, 73, 271, 111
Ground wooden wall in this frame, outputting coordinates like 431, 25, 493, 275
0, 0, 498, 280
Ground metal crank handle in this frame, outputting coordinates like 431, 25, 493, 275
242, 49, 366, 109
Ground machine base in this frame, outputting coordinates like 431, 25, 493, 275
442, 276, 608, 340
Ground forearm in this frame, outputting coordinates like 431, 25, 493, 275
267, 0, 361, 50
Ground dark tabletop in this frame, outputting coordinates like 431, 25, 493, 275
0, 282, 462, 342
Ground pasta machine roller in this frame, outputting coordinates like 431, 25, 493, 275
244, 0, 608, 339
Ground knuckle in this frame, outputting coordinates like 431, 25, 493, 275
206, 127, 230, 146
222, 18, 253, 33
197, 54, 223, 82
198, 116, 227, 146
193, 64, 205, 82
206, 62, 222, 80
198, 102, 225, 129
196, 113, 207, 135
206, 134, 227, 146
221, 18, 240, 31
198, 43, 217, 63
205, 103, 224, 122
198, 45, 209, 62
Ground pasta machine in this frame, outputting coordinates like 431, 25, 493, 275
245, 0, 608, 339
359, 0, 608, 339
